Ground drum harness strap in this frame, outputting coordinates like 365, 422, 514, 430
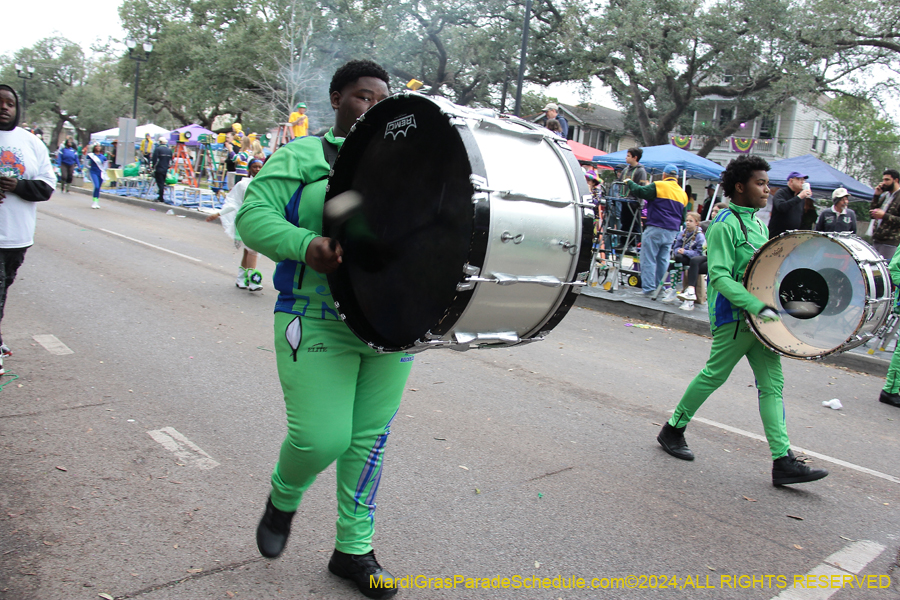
321, 136, 339, 170
727, 208, 763, 340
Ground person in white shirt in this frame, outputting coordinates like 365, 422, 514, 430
0, 84, 56, 374
205, 159, 264, 290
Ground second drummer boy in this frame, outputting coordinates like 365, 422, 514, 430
654, 154, 829, 488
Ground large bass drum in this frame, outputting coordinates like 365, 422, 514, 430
324, 93, 593, 353
743, 231, 891, 359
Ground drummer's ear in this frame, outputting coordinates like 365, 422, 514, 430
330, 90, 342, 111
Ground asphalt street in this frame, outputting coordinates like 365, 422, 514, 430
0, 190, 898, 600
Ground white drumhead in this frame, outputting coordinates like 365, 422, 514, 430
745, 231, 889, 358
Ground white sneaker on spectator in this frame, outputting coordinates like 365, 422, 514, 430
91, 200, 100, 209
679, 300, 694, 311
235, 267, 248, 289
677, 287, 697, 302
661, 288, 678, 303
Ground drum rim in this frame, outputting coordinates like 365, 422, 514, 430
743, 230, 889, 360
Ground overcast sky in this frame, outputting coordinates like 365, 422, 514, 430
1, 0, 126, 56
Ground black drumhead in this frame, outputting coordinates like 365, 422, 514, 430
325, 94, 478, 351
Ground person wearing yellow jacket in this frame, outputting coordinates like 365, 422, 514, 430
655, 155, 829, 487
625, 164, 689, 295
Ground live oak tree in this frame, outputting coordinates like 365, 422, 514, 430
531, 0, 885, 156
826, 96, 900, 184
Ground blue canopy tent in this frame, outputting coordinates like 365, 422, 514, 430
768, 154, 874, 200
592, 144, 725, 180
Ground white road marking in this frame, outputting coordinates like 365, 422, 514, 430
771, 540, 886, 599
99, 228, 202, 262
147, 427, 219, 470
32, 334, 74, 355
688, 415, 900, 485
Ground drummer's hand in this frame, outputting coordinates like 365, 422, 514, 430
676, 248, 685, 255
204, 212, 220, 222
305, 236, 343, 273
758, 307, 780, 323
871, 208, 886, 220
0, 177, 16, 192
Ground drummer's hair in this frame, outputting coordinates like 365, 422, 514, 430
330, 60, 390, 95
721, 155, 770, 198
627, 147, 642, 160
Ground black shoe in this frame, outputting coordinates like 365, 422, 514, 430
328, 549, 398, 599
255, 496, 295, 559
657, 423, 694, 461
772, 450, 828, 486
879, 390, 900, 407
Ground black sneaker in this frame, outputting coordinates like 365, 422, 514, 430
657, 423, 694, 461
255, 496, 295, 559
328, 549, 398, 599
879, 390, 900, 407
772, 450, 828, 486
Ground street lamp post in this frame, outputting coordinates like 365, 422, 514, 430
14, 64, 35, 123
513, 0, 533, 117
125, 39, 153, 120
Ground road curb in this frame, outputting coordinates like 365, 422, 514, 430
575, 292, 891, 377
67, 185, 211, 221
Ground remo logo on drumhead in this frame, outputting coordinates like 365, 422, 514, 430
384, 114, 417, 139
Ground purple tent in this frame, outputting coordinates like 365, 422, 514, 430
169, 124, 215, 147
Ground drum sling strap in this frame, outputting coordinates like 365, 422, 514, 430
321, 136, 339, 170
728, 209, 762, 340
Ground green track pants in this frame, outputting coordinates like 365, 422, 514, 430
270, 312, 413, 554
884, 341, 900, 394
668, 323, 791, 460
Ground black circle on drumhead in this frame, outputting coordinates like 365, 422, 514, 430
325, 95, 476, 350
817, 267, 854, 316
779, 268, 828, 319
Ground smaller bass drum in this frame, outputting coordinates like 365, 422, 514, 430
743, 231, 891, 359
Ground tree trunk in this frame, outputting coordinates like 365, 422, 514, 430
696, 109, 761, 157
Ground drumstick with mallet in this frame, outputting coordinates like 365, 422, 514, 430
323, 190, 364, 251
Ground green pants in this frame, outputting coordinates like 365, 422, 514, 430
884, 349, 900, 394
668, 323, 790, 460
270, 312, 413, 554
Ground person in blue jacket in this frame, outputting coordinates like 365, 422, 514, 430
57, 139, 80, 193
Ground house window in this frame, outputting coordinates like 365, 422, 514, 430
812, 120, 820, 150
718, 107, 734, 128
758, 116, 775, 139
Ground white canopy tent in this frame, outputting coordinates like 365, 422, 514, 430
90, 123, 170, 141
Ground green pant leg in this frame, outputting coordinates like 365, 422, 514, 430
270, 314, 362, 512
884, 349, 900, 394
669, 324, 754, 428
744, 333, 790, 460
334, 350, 413, 554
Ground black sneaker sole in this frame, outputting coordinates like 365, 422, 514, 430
657, 435, 695, 461
773, 471, 828, 486
328, 562, 398, 599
